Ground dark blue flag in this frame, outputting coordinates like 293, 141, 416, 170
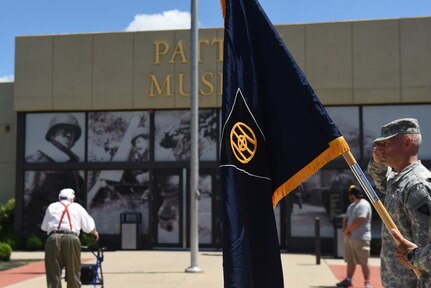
220, 0, 350, 287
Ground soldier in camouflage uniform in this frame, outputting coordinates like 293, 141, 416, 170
391, 228, 431, 273
367, 118, 431, 288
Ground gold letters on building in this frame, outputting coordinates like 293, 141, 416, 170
148, 39, 224, 98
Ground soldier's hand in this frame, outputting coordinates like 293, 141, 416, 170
391, 229, 417, 270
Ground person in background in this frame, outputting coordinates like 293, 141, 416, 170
336, 185, 372, 288
41, 188, 99, 288
391, 228, 431, 273
367, 118, 431, 287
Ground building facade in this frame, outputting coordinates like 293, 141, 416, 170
1, 16, 431, 252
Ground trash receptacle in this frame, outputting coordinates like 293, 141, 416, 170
120, 212, 142, 250
333, 214, 345, 258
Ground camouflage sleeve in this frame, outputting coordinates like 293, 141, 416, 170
404, 182, 431, 246
412, 244, 431, 272
367, 159, 388, 193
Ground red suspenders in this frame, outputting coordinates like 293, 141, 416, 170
57, 201, 73, 231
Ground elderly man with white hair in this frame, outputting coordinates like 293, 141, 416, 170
41, 188, 99, 288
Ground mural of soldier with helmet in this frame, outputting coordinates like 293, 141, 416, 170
24, 113, 85, 232
129, 127, 150, 162
26, 113, 83, 163
121, 126, 151, 202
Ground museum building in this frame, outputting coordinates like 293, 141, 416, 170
0, 16, 431, 253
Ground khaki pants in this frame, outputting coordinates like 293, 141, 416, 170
45, 233, 81, 288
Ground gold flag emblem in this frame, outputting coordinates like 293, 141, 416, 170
230, 122, 257, 164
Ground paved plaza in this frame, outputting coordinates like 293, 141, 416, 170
1, 250, 382, 288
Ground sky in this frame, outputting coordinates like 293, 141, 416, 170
1, 0, 431, 82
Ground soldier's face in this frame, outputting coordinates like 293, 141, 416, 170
51, 127, 76, 149
374, 134, 404, 163
134, 136, 149, 152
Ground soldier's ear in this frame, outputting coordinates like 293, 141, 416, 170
403, 135, 412, 147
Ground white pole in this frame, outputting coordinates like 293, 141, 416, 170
185, 0, 203, 273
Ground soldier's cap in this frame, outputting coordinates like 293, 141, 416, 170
348, 185, 364, 198
374, 118, 420, 143
59, 188, 75, 201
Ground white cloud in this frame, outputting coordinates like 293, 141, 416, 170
126, 10, 192, 31
0, 74, 14, 83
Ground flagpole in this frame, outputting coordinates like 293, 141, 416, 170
185, 0, 203, 273
342, 151, 421, 278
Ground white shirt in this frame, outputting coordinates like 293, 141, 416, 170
346, 198, 372, 240
41, 200, 96, 235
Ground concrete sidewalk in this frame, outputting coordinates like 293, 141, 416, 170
3, 250, 381, 288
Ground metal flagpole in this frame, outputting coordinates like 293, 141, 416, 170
342, 151, 421, 278
185, 0, 203, 273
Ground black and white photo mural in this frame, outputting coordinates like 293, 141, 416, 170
86, 169, 150, 235
199, 175, 213, 244
23, 113, 86, 231
25, 112, 86, 163
86, 111, 151, 235
363, 105, 431, 160
87, 111, 150, 162
289, 169, 357, 237
288, 106, 360, 238
19, 104, 428, 248
326, 106, 360, 159
23, 170, 85, 231
154, 110, 218, 161
155, 174, 180, 244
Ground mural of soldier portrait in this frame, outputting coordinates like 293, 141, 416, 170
24, 113, 85, 231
